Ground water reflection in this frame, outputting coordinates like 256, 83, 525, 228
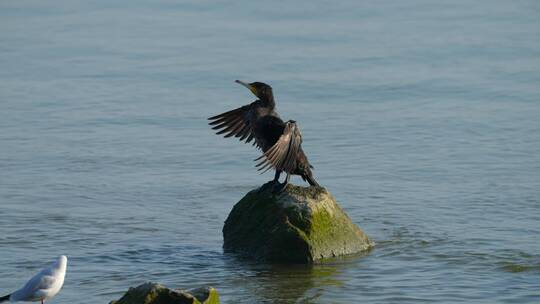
223, 252, 370, 303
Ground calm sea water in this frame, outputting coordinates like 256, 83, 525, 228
1, 0, 540, 303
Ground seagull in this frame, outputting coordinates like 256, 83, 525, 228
0, 255, 67, 304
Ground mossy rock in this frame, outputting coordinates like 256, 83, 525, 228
109, 282, 219, 304
223, 182, 373, 263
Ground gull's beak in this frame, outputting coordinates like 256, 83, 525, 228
235, 80, 257, 96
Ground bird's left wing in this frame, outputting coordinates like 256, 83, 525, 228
36, 275, 56, 290
255, 120, 302, 173
208, 104, 257, 145
10, 269, 49, 301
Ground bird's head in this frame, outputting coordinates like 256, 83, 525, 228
58, 255, 68, 266
235, 80, 273, 101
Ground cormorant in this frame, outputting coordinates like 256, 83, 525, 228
208, 80, 319, 190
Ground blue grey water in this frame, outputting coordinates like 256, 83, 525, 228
1, 0, 539, 303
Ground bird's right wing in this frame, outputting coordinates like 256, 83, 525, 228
255, 121, 302, 174
208, 104, 257, 145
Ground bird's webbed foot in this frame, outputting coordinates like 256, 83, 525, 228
258, 181, 277, 193
271, 181, 288, 194
271, 173, 290, 193
258, 170, 282, 193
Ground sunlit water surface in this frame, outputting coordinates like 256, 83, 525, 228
1, 1, 540, 303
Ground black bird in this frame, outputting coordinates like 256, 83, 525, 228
208, 80, 319, 190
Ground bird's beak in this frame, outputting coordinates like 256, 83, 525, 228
235, 80, 257, 96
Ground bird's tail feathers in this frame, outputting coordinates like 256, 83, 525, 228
0, 294, 10, 302
306, 174, 319, 187
302, 169, 319, 187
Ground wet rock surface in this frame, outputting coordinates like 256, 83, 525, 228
223, 182, 373, 263
110, 282, 219, 304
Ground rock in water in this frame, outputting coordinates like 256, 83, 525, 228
223, 182, 373, 263
110, 282, 219, 304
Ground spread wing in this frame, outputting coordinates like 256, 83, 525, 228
208, 104, 256, 145
255, 121, 302, 174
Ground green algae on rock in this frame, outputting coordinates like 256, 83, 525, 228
223, 182, 373, 263
110, 282, 219, 304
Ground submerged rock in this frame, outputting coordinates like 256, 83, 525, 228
223, 182, 373, 263
110, 282, 219, 304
